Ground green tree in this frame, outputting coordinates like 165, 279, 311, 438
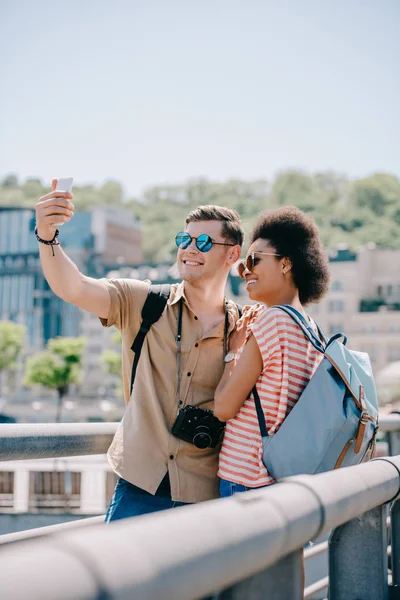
351, 174, 400, 217
100, 329, 122, 396
270, 170, 322, 211
3, 171, 400, 258
24, 337, 86, 422
99, 180, 124, 204
100, 349, 122, 378
1, 174, 18, 188
0, 321, 25, 396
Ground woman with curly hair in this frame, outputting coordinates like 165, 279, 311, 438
214, 205, 330, 496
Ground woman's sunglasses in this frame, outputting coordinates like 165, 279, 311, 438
237, 251, 282, 279
175, 232, 235, 253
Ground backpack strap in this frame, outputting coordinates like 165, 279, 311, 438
235, 303, 243, 318
252, 385, 269, 437
252, 304, 326, 439
274, 304, 326, 354
130, 284, 171, 395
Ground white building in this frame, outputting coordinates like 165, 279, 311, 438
0, 455, 116, 535
232, 245, 400, 376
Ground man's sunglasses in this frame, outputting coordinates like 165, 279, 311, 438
237, 251, 282, 279
175, 232, 235, 253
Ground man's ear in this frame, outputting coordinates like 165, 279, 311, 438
227, 245, 242, 265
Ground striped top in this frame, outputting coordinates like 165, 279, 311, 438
218, 306, 323, 487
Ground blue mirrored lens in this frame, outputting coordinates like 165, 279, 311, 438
175, 232, 191, 249
196, 235, 213, 252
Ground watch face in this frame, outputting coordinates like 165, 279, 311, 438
224, 351, 236, 363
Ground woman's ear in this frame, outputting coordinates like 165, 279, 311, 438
282, 258, 293, 275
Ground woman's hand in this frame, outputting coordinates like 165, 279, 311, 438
230, 304, 265, 353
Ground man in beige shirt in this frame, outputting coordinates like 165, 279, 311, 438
35, 180, 244, 520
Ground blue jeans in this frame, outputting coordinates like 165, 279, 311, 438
105, 478, 188, 522
220, 478, 255, 497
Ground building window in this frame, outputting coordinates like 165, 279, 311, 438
329, 324, 344, 336
388, 347, 400, 362
377, 285, 383, 297
329, 300, 344, 312
363, 324, 377, 333
331, 280, 343, 292
29, 471, 81, 511
0, 471, 14, 509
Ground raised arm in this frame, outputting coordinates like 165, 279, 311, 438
214, 334, 263, 422
35, 179, 111, 319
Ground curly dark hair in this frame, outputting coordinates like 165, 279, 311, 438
250, 206, 330, 305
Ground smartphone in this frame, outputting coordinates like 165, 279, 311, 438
54, 177, 74, 226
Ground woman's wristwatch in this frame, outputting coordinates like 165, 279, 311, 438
224, 351, 238, 363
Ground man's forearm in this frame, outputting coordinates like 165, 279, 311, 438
34, 183, 111, 318
39, 242, 85, 303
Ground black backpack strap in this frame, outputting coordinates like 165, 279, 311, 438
130, 284, 171, 395
252, 385, 269, 437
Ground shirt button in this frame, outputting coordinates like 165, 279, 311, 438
187, 372, 191, 376
169, 455, 174, 460
195, 343, 199, 347
178, 400, 183, 406
194, 316, 198, 320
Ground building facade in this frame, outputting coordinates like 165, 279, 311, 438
0, 206, 142, 399
232, 245, 400, 376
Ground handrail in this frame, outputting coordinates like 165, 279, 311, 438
379, 414, 400, 431
304, 576, 329, 600
0, 422, 118, 461
0, 414, 399, 462
0, 515, 105, 545
1, 456, 399, 599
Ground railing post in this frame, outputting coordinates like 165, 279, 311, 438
391, 499, 400, 596
329, 505, 388, 600
388, 432, 400, 458
80, 470, 107, 514
13, 469, 29, 513
217, 550, 304, 600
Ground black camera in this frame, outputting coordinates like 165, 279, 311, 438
171, 405, 225, 449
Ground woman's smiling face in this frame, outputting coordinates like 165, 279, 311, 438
243, 239, 287, 304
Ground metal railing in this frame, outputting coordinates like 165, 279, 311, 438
0, 422, 117, 461
0, 456, 400, 599
1, 415, 400, 599
1, 414, 399, 462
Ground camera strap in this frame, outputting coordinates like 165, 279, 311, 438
176, 298, 229, 413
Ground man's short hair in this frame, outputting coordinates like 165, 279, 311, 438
185, 205, 244, 247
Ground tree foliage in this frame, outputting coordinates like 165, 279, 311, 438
2, 170, 400, 261
100, 349, 121, 378
100, 329, 123, 396
0, 321, 25, 372
24, 336, 86, 421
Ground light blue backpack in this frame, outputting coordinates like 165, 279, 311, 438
253, 305, 379, 480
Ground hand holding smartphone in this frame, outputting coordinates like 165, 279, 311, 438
53, 177, 74, 226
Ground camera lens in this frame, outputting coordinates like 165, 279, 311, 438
193, 425, 212, 449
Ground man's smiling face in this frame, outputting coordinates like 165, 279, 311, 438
177, 220, 233, 284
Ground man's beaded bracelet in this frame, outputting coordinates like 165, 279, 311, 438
34, 226, 60, 256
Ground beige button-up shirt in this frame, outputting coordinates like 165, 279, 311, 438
100, 279, 239, 503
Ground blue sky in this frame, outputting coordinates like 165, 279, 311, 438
1, 0, 399, 197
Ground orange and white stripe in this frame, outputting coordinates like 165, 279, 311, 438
218, 307, 323, 487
